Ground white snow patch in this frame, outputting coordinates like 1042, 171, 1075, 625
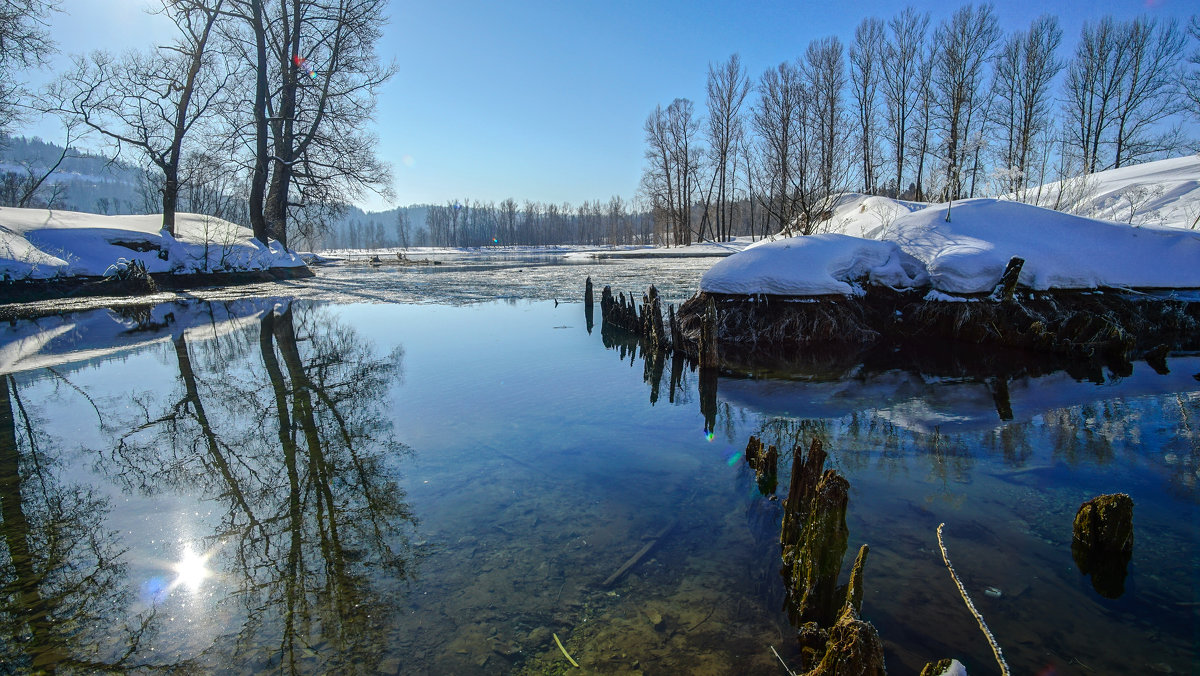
701, 233, 928, 296
0, 206, 304, 279
884, 199, 1200, 294
1020, 155, 1200, 228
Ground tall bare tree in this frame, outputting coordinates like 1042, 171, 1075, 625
991, 15, 1063, 197
705, 54, 751, 243
641, 98, 701, 246
882, 7, 929, 199
1110, 17, 1186, 167
932, 3, 999, 210
850, 17, 885, 194
49, 0, 230, 235
0, 0, 58, 138
751, 60, 804, 234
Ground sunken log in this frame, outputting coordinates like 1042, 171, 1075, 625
1071, 493, 1134, 599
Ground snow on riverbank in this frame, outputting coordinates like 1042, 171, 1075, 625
884, 199, 1200, 293
1, 207, 304, 280
703, 157, 1200, 297
702, 234, 928, 295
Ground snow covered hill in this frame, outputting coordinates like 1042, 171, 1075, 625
708, 156, 1200, 297
0, 207, 304, 280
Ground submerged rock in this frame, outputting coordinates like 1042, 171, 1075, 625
1072, 493, 1135, 598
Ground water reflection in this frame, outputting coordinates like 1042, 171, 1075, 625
103, 304, 415, 672
1, 301, 416, 673
0, 374, 182, 672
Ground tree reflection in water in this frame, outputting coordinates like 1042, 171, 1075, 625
1, 374, 171, 673
106, 303, 416, 673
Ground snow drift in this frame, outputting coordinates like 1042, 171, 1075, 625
0, 207, 305, 280
702, 198, 1200, 297
702, 233, 929, 296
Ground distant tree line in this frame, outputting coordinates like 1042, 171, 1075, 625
642, 5, 1200, 244
319, 197, 656, 250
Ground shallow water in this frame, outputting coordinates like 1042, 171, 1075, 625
1, 256, 1197, 675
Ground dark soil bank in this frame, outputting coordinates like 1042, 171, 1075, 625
672, 287, 1200, 362
0, 265, 314, 307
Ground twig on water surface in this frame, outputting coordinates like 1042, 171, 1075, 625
937, 523, 1011, 676
770, 645, 798, 676
553, 632, 579, 668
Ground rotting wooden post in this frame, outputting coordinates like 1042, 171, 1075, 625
699, 296, 719, 368
668, 303, 682, 354
584, 277, 595, 334
991, 256, 1024, 302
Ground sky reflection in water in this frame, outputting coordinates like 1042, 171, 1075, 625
0, 259, 1197, 674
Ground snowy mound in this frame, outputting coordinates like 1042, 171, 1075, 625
0, 207, 305, 280
821, 193, 928, 239
701, 233, 928, 296
884, 199, 1200, 294
1024, 155, 1200, 228
745, 194, 927, 249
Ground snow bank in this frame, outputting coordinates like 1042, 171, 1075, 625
0, 207, 305, 280
1022, 155, 1200, 228
708, 197, 1200, 297
701, 233, 928, 296
884, 199, 1200, 293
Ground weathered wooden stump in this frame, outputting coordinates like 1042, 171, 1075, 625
806, 545, 885, 676
781, 437, 829, 551
699, 296, 719, 368
786, 469, 850, 627
745, 435, 779, 496
1072, 493, 1134, 598
991, 256, 1025, 302
584, 277, 594, 333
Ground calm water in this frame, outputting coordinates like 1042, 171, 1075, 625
1, 256, 1198, 675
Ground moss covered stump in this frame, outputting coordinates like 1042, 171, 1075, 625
1072, 493, 1134, 598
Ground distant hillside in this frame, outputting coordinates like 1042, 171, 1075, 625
0, 135, 146, 214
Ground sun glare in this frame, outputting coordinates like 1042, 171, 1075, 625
172, 547, 212, 593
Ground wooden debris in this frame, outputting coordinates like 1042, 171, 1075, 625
602, 518, 678, 588
553, 632, 579, 668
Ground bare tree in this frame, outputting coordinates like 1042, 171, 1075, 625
1111, 17, 1187, 167
881, 8, 929, 199
991, 15, 1063, 198
751, 60, 804, 235
850, 17, 885, 194
0, 0, 59, 138
49, 0, 230, 235
800, 36, 852, 231
641, 98, 701, 246
932, 3, 1000, 213
1064, 16, 1131, 173
1187, 16, 1200, 118
705, 54, 751, 243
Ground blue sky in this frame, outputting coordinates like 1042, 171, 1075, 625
21, 0, 1197, 211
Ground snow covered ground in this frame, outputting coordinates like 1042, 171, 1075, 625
704, 156, 1200, 297
0, 207, 304, 280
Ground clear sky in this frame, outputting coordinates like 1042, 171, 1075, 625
18, 0, 1197, 211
